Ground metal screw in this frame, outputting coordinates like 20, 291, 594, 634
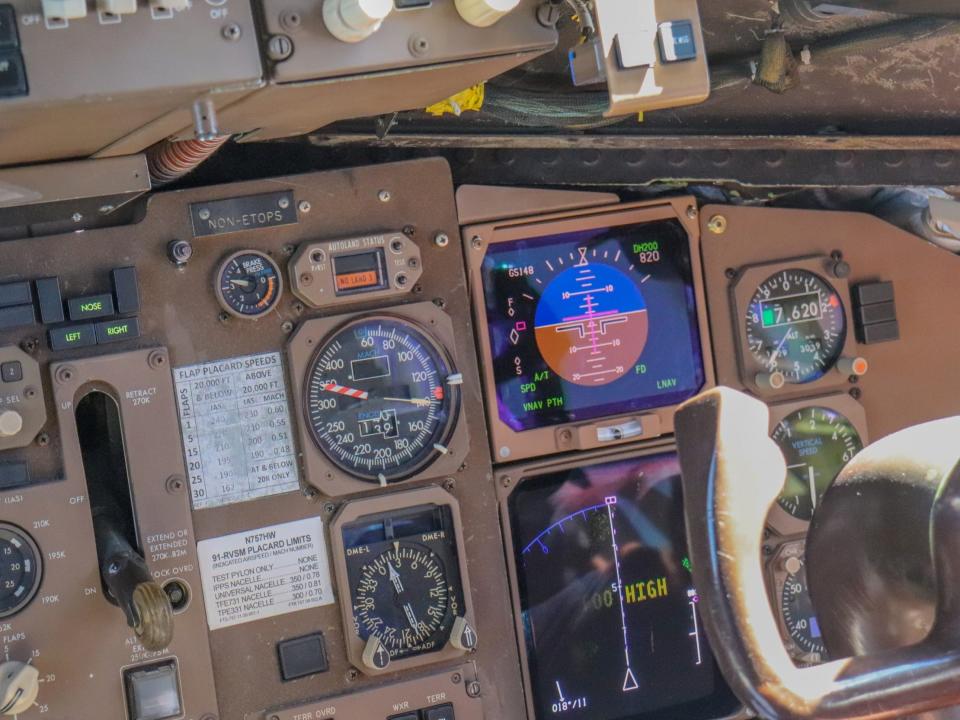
432, 297, 445, 308
396, 274, 408, 288
281, 321, 294, 333
166, 476, 185, 494
218, 311, 230, 324
403, 225, 416, 237
55, 366, 75, 384
850, 387, 863, 400
452, 672, 463, 684
222, 23, 242, 41
409, 33, 430, 57
408, 257, 419, 269
292, 301, 304, 315
559, 429, 573, 443
434, 232, 450, 248
99, 204, 115, 215
24, 388, 36, 400
686, 205, 698, 219
536, 0, 562, 26
300, 273, 314, 287
467, 681, 482, 698
267, 34, 294, 61
323, 502, 337, 515
346, 668, 360, 682
707, 215, 727, 235
279, 9, 301, 29
299, 200, 311, 213
725, 268, 738, 280
148, 350, 168, 370
278, 197, 290, 210
471, 236, 483, 250
168, 239, 194, 266
501, 475, 512, 487
198, 208, 211, 220
282, 244, 296, 256
35, 433, 49, 447
500, 447, 511, 459
72, 212, 83, 223
378, 190, 392, 203
20, 338, 38, 354
443, 478, 456, 491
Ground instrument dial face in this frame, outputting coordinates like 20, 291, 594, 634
304, 317, 459, 483
777, 544, 827, 663
744, 269, 846, 384
353, 543, 458, 659
772, 406, 863, 521
0, 524, 42, 619
215, 250, 283, 318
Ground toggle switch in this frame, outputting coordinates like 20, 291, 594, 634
323, 0, 392, 42
98, 0, 137, 14
41, 0, 88, 19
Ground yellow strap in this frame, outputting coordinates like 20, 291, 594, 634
425, 83, 485, 117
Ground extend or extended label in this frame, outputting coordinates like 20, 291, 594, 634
174, 352, 300, 510
189, 190, 297, 237
197, 517, 334, 630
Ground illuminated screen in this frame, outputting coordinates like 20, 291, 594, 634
481, 220, 705, 431
509, 453, 739, 720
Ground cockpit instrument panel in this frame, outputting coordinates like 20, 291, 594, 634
330, 487, 476, 676
501, 448, 740, 720
466, 200, 712, 463
730, 256, 862, 397
763, 395, 867, 665
287, 302, 469, 495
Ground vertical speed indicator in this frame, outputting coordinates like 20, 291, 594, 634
303, 316, 460, 484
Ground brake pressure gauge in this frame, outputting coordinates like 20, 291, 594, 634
215, 250, 284, 319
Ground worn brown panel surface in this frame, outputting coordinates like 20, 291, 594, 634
699, 204, 960, 441
0, 159, 524, 719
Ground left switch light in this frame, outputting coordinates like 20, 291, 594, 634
41, 0, 87, 19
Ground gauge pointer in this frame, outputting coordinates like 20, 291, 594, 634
403, 602, 420, 631
380, 396, 435, 407
387, 561, 405, 595
228, 278, 255, 290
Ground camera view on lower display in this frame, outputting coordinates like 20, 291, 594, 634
509, 453, 739, 720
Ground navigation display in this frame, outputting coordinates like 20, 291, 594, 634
480, 219, 704, 431
509, 453, 738, 720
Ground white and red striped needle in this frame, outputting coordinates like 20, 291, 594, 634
321, 382, 369, 400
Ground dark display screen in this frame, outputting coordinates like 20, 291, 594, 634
333, 248, 387, 295
481, 220, 704, 431
510, 453, 739, 720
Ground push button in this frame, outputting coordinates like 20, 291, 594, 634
1, 361, 22, 383
423, 704, 456, 720
48, 324, 96, 351
0, 51, 26, 98
388, 714, 419, 720
0, 304, 35, 330
112, 266, 141, 315
0, 282, 30, 308
35, 277, 64, 325
95, 317, 140, 344
67, 293, 114, 321
658, 20, 697, 63
124, 661, 183, 720
278, 633, 329, 681
0, 6, 17, 49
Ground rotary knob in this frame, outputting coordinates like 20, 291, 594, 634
323, 0, 392, 42
0, 661, 39, 716
455, 0, 520, 27
0, 410, 23, 439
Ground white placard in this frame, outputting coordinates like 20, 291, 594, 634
197, 516, 335, 631
174, 352, 301, 510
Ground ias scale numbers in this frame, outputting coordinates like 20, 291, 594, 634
174, 351, 301, 510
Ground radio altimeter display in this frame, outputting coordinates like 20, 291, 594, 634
481, 220, 705, 431
509, 453, 738, 720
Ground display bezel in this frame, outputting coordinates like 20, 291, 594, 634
730, 256, 858, 398
495, 443, 744, 720
286, 302, 469, 496
464, 198, 715, 465
329, 485, 476, 676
